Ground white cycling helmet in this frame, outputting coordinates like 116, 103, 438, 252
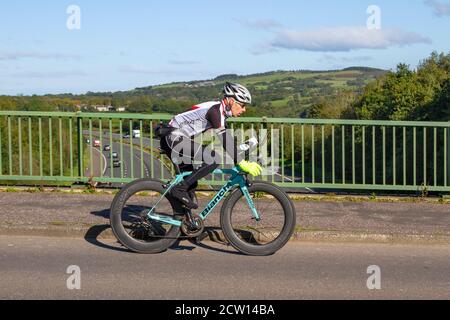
223, 82, 252, 105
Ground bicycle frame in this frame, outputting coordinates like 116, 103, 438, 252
146, 167, 261, 227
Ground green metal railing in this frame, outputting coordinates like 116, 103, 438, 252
0, 111, 449, 193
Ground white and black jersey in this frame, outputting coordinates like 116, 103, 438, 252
169, 101, 227, 136
168, 101, 239, 164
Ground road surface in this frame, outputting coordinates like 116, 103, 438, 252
83, 131, 172, 186
0, 235, 449, 300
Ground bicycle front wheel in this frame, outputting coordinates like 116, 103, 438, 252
220, 182, 296, 256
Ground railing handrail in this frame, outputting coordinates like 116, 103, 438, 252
0, 111, 172, 120
0, 111, 449, 127
228, 117, 450, 127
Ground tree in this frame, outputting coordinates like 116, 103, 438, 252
427, 79, 450, 120
352, 52, 450, 121
308, 91, 356, 119
128, 96, 152, 113
0, 97, 17, 111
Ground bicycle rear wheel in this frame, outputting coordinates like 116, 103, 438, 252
110, 179, 183, 254
220, 182, 296, 256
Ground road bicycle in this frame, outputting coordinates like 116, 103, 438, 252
109, 139, 296, 256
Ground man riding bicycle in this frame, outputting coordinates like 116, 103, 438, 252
159, 82, 262, 210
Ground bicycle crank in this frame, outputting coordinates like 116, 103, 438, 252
181, 215, 204, 238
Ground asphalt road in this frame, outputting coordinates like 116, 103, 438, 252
83, 132, 172, 186
1, 235, 449, 300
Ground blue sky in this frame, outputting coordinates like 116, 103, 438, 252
1, 0, 450, 95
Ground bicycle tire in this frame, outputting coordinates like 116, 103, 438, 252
220, 182, 296, 256
110, 179, 183, 254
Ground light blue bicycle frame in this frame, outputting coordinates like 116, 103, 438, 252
146, 167, 261, 227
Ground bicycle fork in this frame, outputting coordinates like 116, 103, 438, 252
240, 184, 261, 222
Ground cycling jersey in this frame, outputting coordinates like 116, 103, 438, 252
168, 100, 238, 164
169, 101, 230, 136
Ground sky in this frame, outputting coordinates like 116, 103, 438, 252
0, 0, 450, 95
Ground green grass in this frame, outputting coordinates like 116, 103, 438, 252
240, 71, 356, 85
315, 79, 350, 88
82, 144, 91, 177
293, 226, 338, 233
153, 69, 369, 90
271, 98, 291, 107
258, 70, 359, 82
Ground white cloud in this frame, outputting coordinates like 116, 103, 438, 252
0, 51, 80, 61
269, 26, 431, 52
424, 0, 450, 17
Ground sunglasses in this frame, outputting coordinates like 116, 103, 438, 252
235, 101, 246, 108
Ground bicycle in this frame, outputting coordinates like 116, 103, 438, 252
109, 139, 296, 256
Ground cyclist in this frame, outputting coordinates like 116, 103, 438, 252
159, 82, 262, 210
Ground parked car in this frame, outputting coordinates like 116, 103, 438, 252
113, 160, 122, 168
104, 145, 111, 151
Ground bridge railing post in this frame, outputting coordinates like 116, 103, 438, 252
447, 123, 450, 187
76, 112, 83, 179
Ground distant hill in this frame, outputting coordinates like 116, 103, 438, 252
125, 67, 387, 117
1, 67, 387, 118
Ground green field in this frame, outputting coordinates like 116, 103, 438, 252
145, 67, 386, 116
